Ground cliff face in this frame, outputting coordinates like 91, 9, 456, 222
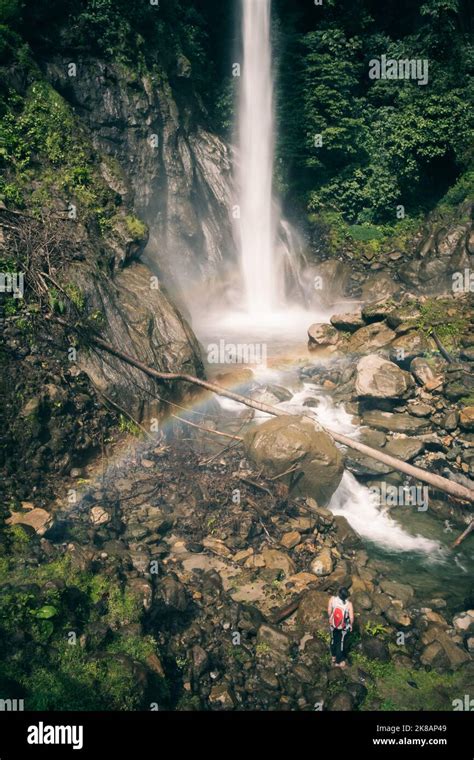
45, 58, 237, 307
1, 56, 219, 433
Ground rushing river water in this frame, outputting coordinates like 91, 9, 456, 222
197, 313, 474, 614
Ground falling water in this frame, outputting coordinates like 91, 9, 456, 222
238, 0, 277, 315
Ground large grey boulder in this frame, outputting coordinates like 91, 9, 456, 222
244, 415, 344, 506
355, 355, 412, 399
347, 322, 396, 354
72, 261, 203, 422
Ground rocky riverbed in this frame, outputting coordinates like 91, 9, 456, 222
1, 315, 473, 710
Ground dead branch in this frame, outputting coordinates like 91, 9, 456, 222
432, 330, 454, 363
271, 595, 303, 624
452, 519, 474, 548
171, 414, 242, 441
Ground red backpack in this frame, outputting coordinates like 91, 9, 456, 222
330, 598, 349, 630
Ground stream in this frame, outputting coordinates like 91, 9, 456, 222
196, 310, 474, 615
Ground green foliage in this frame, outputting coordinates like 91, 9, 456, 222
315, 629, 331, 645
416, 298, 468, 349
279, 0, 474, 223
124, 214, 147, 240
352, 653, 465, 711
0, 0, 21, 24
364, 621, 389, 637
118, 414, 141, 437
19, 642, 141, 710
47, 287, 65, 314
0, 81, 116, 227
7, 523, 32, 548
33, 604, 57, 619
439, 170, 474, 209
64, 283, 85, 311
0, 551, 165, 710
310, 209, 421, 260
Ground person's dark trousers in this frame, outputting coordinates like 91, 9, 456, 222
330, 628, 348, 664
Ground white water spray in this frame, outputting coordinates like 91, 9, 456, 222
238, 0, 278, 315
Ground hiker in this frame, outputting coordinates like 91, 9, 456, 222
328, 587, 354, 668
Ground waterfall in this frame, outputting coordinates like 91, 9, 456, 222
237, 0, 278, 315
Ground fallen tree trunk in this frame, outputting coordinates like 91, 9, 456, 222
271, 595, 302, 625
56, 319, 474, 506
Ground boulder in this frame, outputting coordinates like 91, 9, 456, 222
160, 575, 188, 612
344, 448, 393, 477
126, 577, 153, 611
383, 437, 425, 461
208, 683, 235, 709
436, 225, 467, 256
379, 580, 414, 605
445, 367, 474, 400
362, 410, 430, 434
320, 561, 353, 593
362, 273, 399, 304
327, 692, 354, 711
330, 311, 364, 332
460, 407, 474, 431
386, 303, 422, 331
420, 641, 449, 670
355, 355, 412, 400
280, 531, 301, 550
333, 516, 363, 550
244, 415, 344, 506
202, 537, 232, 558
410, 357, 443, 389
261, 547, 295, 577
310, 548, 334, 577
285, 572, 319, 593
406, 402, 433, 418
398, 257, 451, 292
297, 590, 330, 632
453, 611, 474, 633
74, 262, 204, 422
361, 636, 390, 662
420, 627, 470, 670
308, 323, 340, 352
191, 645, 209, 678
384, 606, 412, 628
362, 301, 396, 323
7, 507, 54, 536
389, 331, 431, 363
347, 323, 396, 354
90, 506, 110, 526
256, 624, 292, 664
352, 591, 373, 610
442, 410, 459, 431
